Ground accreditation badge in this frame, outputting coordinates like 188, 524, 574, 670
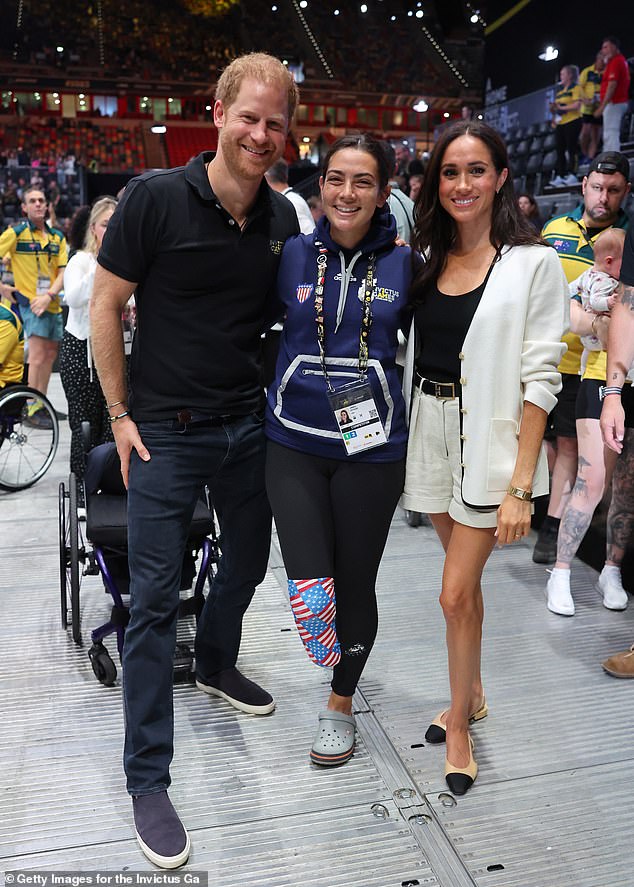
36, 272, 51, 296
327, 378, 387, 456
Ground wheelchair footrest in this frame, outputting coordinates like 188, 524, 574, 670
173, 642, 195, 684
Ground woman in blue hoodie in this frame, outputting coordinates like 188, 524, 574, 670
265, 134, 415, 766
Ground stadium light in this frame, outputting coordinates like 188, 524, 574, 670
539, 45, 559, 61
413, 99, 428, 113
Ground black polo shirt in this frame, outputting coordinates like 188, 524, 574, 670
98, 151, 299, 421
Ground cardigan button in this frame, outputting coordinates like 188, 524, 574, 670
460, 462, 466, 468
458, 352, 465, 360
459, 377, 466, 385
460, 408, 467, 414
460, 434, 466, 441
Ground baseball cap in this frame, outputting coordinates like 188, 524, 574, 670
587, 151, 630, 181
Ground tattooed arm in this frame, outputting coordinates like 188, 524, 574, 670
600, 281, 634, 453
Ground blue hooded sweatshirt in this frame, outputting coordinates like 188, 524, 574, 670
265, 205, 413, 462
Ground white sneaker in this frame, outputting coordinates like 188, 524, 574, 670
551, 175, 566, 187
597, 567, 628, 611
564, 173, 578, 185
546, 568, 575, 616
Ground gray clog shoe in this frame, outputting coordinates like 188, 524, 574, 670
310, 710, 356, 766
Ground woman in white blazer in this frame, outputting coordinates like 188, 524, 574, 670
60, 196, 117, 479
402, 121, 569, 795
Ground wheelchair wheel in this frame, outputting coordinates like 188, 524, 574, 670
88, 643, 117, 687
0, 385, 59, 491
59, 473, 82, 644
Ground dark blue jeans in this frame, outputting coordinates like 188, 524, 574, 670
123, 413, 271, 795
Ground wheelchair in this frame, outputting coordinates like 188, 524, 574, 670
59, 441, 220, 686
0, 384, 59, 491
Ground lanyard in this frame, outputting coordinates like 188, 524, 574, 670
314, 242, 375, 392
575, 219, 601, 251
29, 227, 51, 277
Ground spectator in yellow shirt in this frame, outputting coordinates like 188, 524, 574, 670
551, 65, 582, 186
579, 52, 606, 161
0, 186, 67, 423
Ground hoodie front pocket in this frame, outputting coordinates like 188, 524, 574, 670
274, 354, 394, 440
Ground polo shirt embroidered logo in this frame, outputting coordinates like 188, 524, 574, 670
270, 239, 283, 255
296, 283, 314, 303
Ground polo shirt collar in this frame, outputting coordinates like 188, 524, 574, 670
27, 219, 53, 236
185, 151, 272, 217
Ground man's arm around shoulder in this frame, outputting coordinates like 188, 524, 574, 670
91, 265, 150, 486
601, 281, 634, 453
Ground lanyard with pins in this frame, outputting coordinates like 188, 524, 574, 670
314, 242, 376, 392
29, 227, 51, 278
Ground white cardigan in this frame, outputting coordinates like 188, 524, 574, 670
403, 243, 570, 508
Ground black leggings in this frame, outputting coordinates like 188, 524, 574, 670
556, 118, 582, 176
265, 441, 405, 696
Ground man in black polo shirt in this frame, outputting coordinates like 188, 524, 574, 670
91, 53, 299, 869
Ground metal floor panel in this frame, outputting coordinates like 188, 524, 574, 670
2, 375, 634, 886
2, 803, 437, 887
426, 760, 634, 887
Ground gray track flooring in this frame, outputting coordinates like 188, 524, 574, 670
1, 375, 634, 886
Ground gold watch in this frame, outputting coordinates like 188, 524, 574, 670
507, 485, 532, 501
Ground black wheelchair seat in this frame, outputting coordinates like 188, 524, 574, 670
60, 441, 220, 685
84, 443, 216, 546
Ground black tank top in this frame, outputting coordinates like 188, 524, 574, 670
415, 263, 495, 382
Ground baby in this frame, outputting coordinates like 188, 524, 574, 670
569, 227, 626, 353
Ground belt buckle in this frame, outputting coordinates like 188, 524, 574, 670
435, 381, 454, 400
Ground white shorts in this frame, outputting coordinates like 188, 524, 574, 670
402, 387, 499, 529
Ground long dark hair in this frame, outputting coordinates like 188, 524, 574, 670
321, 133, 390, 191
411, 120, 543, 297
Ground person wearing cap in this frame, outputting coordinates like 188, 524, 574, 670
542, 153, 632, 616
534, 152, 630, 568
594, 36, 631, 152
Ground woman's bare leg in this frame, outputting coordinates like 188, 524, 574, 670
439, 522, 496, 768
429, 514, 492, 757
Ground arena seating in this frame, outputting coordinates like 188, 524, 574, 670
164, 126, 217, 168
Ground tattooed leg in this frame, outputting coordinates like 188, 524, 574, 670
606, 428, 634, 566
555, 418, 617, 568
